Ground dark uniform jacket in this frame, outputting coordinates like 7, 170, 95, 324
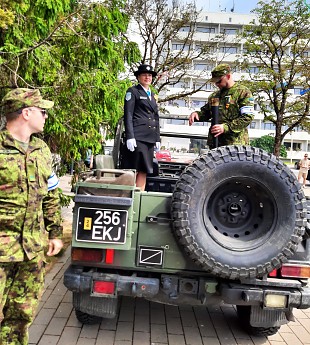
124, 84, 160, 144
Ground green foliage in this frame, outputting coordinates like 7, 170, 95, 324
0, 7, 14, 29
251, 135, 287, 158
0, 0, 140, 171
240, 0, 310, 156
59, 190, 73, 208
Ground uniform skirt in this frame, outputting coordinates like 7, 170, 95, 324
121, 140, 154, 174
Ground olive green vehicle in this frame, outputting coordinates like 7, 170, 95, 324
64, 120, 310, 336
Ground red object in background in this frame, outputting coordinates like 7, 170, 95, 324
156, 150, 172, 162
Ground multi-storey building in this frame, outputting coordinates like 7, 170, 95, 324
159, 11, 310, 161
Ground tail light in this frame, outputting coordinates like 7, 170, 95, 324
93, 281, 115, 295
105, 249, 115, 264
280, 264, 310, 279
268, 269, 277, 277
71, 248, 115, 264
71, 248, 103, 262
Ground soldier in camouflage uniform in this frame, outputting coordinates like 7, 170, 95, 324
0, 88, 63, 345
189, 64, 254, 148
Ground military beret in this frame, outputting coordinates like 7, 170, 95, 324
1, 88, 54, 115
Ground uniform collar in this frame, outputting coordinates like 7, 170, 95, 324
0, 130, 41, 153
139, 84, 151, 94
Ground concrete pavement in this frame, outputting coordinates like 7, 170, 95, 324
28, 174, 310, 345
29, 250, 310, 345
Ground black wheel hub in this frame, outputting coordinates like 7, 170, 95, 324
204, 178, 277, 251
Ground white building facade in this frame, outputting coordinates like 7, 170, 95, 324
158, 11, 310, 161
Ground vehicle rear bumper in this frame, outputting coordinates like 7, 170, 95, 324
64, 265, 310, 309
64, 265, 159, 298
220, 282, 310, 309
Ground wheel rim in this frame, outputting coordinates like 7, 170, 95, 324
204, 177, 277, 251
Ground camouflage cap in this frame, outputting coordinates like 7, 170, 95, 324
1, 88, 54, 115
209, 64, 232, 83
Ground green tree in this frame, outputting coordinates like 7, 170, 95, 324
240, 0, 310, 157
0, 0, 141, 166
0, 0, 14, 29
251, 135, 287, 157
126, 0, 224, 105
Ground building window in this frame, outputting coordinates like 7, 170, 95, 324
194, 63, 208, 70
179, 26, 190, 32
192, 100, 206, 107
172, 43, 190, 50
229, 17, 232, 22
220, 46, 238, 54
168, 99, 187, 107
221, 28, 238, 35
168, 99, 186, 107
294, 87, 303, 95
196, 27, 215, 33
205, 16, 208, 21
193, 83, 213, 91
262, 122, 276, 130
249, 66, 260, 73
171, 81, 188, 88
195, 45, 201, 53
250, 121, 256, 129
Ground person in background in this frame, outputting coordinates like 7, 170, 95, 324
298, 153, 310, 188
0, 88, 63, 345
122, 64, 160, 191
188, 63, 254, 148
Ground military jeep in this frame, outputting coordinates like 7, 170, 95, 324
64, 119, 310, 336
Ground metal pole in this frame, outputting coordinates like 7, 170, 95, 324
211, 98, 219, 148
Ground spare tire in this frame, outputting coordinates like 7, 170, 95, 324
171, 146, 307, 280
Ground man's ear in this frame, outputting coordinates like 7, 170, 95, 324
21, 108, 30, 120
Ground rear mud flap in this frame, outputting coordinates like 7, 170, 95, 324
250, 306, 289, 327
73, 292, 118, 319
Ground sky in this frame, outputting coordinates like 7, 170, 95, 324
194, 0, 259, 14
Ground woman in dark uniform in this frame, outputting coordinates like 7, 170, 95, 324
122, 64, 160, 191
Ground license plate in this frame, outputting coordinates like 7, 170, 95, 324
76, 207, 128, 244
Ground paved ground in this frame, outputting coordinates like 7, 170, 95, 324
28, 174, 310, 345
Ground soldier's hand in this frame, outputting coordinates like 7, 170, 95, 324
211, 124, 224, 137
189, 112, 199, 126
47, 239, 64, 256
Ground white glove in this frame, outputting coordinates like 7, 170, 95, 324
155, 142, 161, 151
126, 138, 137, 152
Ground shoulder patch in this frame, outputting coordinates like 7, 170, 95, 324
48, 172, 59, 191
125, 92, 132, 101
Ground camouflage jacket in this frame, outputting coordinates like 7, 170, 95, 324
0, 130, 63, 262
198, 83, 254, 148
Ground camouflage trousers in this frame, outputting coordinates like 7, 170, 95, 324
0, 258, 45, 345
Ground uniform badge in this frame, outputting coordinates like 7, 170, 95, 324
125, 92, 132, 101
